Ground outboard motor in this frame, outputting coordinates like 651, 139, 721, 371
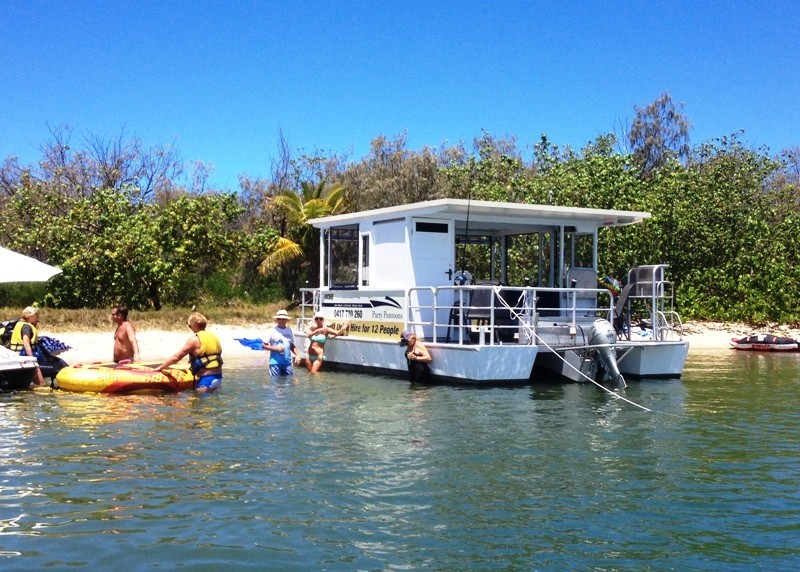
587, 319, 626, 388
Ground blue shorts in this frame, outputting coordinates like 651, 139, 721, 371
269, 362, 294, 376
196, 373, 222, 391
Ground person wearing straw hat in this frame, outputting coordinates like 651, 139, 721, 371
262, 309, 300, 376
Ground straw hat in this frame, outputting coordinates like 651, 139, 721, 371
273, 309, 290, 320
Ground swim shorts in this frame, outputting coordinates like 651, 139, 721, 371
196, 373, 222, 391
269, 363, 294, 376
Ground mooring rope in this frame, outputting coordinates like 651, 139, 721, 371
494, 286, 653, 412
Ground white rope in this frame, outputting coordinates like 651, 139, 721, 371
493, 286, 653, 412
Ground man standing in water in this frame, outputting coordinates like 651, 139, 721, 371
263, 309, 301, 376
112, 305, 141, 363
154, 312, 223, 393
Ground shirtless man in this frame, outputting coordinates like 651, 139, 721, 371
112, 305, 140, 363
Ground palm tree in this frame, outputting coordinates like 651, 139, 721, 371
259, 181, 346, 294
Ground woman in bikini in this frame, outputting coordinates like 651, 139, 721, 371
305, 312, 348, 373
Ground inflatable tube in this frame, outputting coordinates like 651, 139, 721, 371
730, 334, 799, 352
55, 362, 195, 394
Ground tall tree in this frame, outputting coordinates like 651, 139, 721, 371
340, 133, 440, 210
628, 92, 692, 178
259, 181, 346, 295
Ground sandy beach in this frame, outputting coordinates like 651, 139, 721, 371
47, 324, 273, 365
39, 320, 796, 365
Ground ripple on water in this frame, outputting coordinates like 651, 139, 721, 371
1, 358, 800, 570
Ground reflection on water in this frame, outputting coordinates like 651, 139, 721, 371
2, 353, 800, 569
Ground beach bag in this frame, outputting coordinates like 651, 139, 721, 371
0, 319, 20, 347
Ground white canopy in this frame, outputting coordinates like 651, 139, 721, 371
0, 247, 62, 283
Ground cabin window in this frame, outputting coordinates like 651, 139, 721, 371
505, 232, 554, 286
360, 234, 370, 286
566, 232, 595, 269
326, 224, 359, 289
415, 221, 448, 233
455, 233, 496, 282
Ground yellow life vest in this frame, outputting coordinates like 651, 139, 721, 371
9, 320, 38, 352
190, 330, 223, 373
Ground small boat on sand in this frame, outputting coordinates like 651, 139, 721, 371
55, 362, 195, 394
730, 335, 799, 352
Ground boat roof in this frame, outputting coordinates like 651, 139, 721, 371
309, 199, 651, 234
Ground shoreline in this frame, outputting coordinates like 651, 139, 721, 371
38, 321, 786, 366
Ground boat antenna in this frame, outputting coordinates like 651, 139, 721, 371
456, 175, 473, 285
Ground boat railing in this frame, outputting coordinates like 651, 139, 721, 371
298, 276, 681, 347
407, 285, 615, 347
297, 288, 320, 329
655, 310, 684, 341
621, 264, 682, 341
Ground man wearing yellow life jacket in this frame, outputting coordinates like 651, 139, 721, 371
9, 306, 45, 386
154, 312, 223, 393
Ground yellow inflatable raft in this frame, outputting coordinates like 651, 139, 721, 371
55, 362, 195, 394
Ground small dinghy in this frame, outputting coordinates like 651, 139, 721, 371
730, 334, 799, 351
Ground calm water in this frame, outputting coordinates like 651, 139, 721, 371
2, 349, 800, 571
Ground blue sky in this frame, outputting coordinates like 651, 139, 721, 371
2, 1, 798, 190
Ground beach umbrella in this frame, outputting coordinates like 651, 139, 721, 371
0, 247, 62, 283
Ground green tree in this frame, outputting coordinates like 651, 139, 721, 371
628, 92, 692, 178
340, 133, 440, 210
260, 181, 346, 295
8, 187, 245, 309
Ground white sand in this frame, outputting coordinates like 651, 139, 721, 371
42, 321, 794, 366
682, 321, 800, 351
46, 325, 272, 365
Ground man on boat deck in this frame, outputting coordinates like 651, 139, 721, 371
154, 312, 223, 393
111, 305, 140, 363
263, 309, 301, 376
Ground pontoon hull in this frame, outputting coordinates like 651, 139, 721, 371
616, 340, 689, 378
298, 334, 538, 384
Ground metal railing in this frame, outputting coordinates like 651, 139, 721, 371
299, 269, 684, 347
